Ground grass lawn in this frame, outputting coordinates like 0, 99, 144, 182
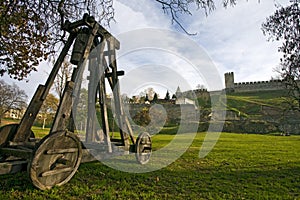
0, 132, 300, 199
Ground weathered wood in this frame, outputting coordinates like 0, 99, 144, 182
105, 70, 124, 78
0, 124, 19, 147
135, 132, 152, 165
106, 39, 131, 150
63, 13, 120, 49
99, 74, 112, 153
28, 131, 82, 190
46, 148, 78, 154
50, 81, 75, 132
86, 57, 99, 142
9, 141, 36, 149
13, 85, 45, 142
0, 148, 32, 159
12, 33, 77, 143
0, 160, 28, 175
41, 167, 74, 177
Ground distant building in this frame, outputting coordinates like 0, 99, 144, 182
3, 108, 24, 119
174, 86, 197, 108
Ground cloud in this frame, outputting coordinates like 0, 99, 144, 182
186, 1, 284, 83
2, 0, 290, 100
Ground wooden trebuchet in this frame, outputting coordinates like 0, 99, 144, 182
0, 13, 152, 190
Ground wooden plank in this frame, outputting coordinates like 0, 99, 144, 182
0, 160, 28, 175
106, 39, 130, 150
13, 85, 45, 142
13, 34, 76, 142
50, 81, 75, 132
42, 33, 77, 100
41, 167, 74, 177
86, 57, 98, 142
0, 124, 18, 147
99, 76, 112, 153
105, 70, 125, 78
0, 148, 32, 159
9, 141, 36, 149
46, 148, 78, 154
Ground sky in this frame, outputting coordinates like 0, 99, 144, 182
2, 0, 291, 99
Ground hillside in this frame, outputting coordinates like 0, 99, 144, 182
225, 90, 289, 119
198, 89, 300, 134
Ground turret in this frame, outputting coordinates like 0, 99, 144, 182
224, 72, 234, 91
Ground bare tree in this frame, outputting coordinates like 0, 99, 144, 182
262, 0, 300, 109
155, 0, 236, 34
0, 80, 28, 125
53, 57, 73, 99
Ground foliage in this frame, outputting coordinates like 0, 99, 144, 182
0, 0, 114, 80
35, 93, 59, 128
0, 132, 300, 199
152, 93, 158, 103
132, 107, 151, 126
164, 90, 170, 100
262, 1, 300, 108
0, 80, 27, 124
0, 1, 50, 80
0, 0, 238, 80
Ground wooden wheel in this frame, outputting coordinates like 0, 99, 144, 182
28, 131, 82, 190
135, 132, 152, 165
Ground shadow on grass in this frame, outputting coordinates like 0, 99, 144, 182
1, 161, 300, 199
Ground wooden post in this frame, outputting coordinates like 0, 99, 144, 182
99, 76, 112, 152
86, 57, 98, 142
12, 34, 76, 142
106, 38, 132, 149
51, 23, 99, 134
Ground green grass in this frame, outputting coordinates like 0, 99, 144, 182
209, 90, 291, 120
31, 127, 50, 138
1, 132, 300, 199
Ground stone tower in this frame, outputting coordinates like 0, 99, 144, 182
224, 72, 234, 91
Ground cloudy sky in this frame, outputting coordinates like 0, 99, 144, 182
3, 0, 290, 99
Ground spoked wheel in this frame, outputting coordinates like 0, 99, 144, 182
28, 130, 82, 190
135, 132, 152, 165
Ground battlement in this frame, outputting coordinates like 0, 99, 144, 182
225, 72, 234, 76
234, 79, 283, 85
225, 72, 285, 93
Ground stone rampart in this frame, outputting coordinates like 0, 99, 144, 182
224, 72, 287, 93
233, 79, 285, 93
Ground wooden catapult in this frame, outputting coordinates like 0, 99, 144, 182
0, 14, 152, 190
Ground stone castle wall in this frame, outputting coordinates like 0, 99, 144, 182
225, 72, 286, 93
233, 79, 285, 92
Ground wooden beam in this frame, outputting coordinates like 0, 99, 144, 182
0, 160, 27, 175
41, 167, 74, 177
105, 71, 125, 78
0, 148, 32, 159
